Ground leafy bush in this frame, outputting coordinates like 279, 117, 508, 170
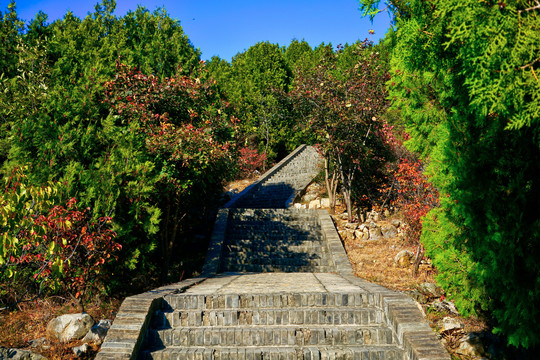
0, 168, 120, 308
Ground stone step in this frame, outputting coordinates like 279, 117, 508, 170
141, 345, 405, 360
219, 264, 334, 273
146, 325, 396, 347
162, 293, 374, 310
223, 241, 327, 251
153, 307, 382, 328
220, 257, 328, 268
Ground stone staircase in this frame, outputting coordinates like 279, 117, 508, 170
219, 209, 334, 273
227, 145, 321, 209
96, 145, 450, 360
139, 274, 405, 360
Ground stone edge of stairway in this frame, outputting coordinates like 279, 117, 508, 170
223, 144, 318, 209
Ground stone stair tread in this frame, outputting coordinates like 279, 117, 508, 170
142, 345, 405, 360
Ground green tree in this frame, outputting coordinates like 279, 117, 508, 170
290, 42, 389, 218
361, 0, 540, 348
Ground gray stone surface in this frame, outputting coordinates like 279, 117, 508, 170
46, 313, 94, 343
0, 347, 46, 360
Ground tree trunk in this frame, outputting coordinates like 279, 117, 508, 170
412, 243, 425, 277
324, 156, 339, 214
337, 153, 354, 222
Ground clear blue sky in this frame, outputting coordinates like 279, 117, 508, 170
5, 0, 391, 61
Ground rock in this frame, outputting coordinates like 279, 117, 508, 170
72, 344, 89, 357
381, 225, 398, 238
0, 347, 46, 360
82, 319, 112, 345
46, 313, 95, 343
456, 333, 485, 358
302, 193, 317, 203
308, 199, 321, 209
340, 212, 349, 220
367, 221, 377, 229
430, 299, 459, 315
391, 219, 401, 228
293, 203, 303, 209
408, 290, 428, 304
320, 198, 330, 208
420, 282, 444, 298
439, 316, 464, 332
369, 227, 383, 240
358, 224, 366, 231
345, 222, 358, 230
354, 230, 363, 239
28, 338, 48, 349
394, 250, 414, 267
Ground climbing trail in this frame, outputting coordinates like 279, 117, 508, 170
96, 145, 450, 360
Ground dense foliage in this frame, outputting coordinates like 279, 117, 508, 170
289, 42, 390, 219
361, 0, 540, 348
0, 0, 236, 305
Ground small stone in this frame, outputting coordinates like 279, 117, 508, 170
302, 193, 317, 203
345, 222, 358, 230
340, 212, 349, 220
394, 250, 414, 267
82, 319, 112, 345
294, 203, 302, 209
369, 227, 383, 240
456, 333, 485, 358
430, 299, 459, 315
358, 224, 366, 231
381, 225, 398, 238
46, 313, 95, 343
29, 338, 48, 349
439, 316, 464, 332
354, 230, 363, 239
367, 221, 377, 229
420, 282, 444, 298
320, 198, 330, 208
408, 290, 428, 304
0, 346, 46, 360
308, 199, 321, 209
72, 343, 89, 357
391, 219, 401, 227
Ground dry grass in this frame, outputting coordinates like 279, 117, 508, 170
341, 220, 437, 292
330, 206, 491, 358
0, 297, 121, 359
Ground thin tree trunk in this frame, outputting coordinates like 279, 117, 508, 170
412, 243, 424, 277
324, 156, 338, 214
337, 153, 354, 222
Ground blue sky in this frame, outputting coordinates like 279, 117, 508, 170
5, 0, 391, 61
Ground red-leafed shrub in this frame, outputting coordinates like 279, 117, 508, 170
1, 168, 120, 307
238, 147, 267, 177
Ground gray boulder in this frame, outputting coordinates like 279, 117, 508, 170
0, 347, 46, 360
420, 282, 444, 298
81, 319, 112, 345
369, 227, 383, 240
394, 250, 414, 267
72, 344, 89, 357
439, 316, 464, 332
46, 313, 95, 343
381, 225, 398, 238
456, 333, 485, 358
